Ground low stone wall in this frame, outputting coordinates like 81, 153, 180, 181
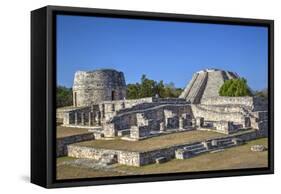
67, 145, 141, 166
198, 104, 246, 113
191, 104, 245, 124
57, 133, 95, 157
102, 97, 154, 111
200, 96, 267, 111
56, 107, 81, 122
118, 151, 140, 166
68, 145, 119, 160
139, 146, 182, 166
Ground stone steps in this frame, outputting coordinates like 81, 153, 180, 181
185, 72, 207, 103
176, 137, 244, 160
182, 143, 208, 156
98, 153, 118, 165
191, 147, 208, 155
179, 73, 199, 99
183, 143, 205, 150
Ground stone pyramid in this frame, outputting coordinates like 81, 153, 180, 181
179, 69, 239, 103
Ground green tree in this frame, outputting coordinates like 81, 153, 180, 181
126, 75, 183, 99
57, 86, 73, 107
219, 78, 252, 97
139, 74, 156, 98
127, 83, 140, 99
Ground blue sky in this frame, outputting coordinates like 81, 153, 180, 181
57, 15, 268, 90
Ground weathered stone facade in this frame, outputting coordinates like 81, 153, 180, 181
73, 69, 127, 107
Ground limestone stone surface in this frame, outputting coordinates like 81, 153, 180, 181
73, 69, 127, 107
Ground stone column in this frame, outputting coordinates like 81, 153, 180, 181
160, 122, 166, 132
81, 112, 85, 125
165, 118, 169, 128
202, 141, 210, 150
74, 112, 78, 125
244, 117, 251, 128
88, 112, 92, 126
94, 111, 99, 124
196, 117, 204, 128
179, 117, 184, 129
104, 123, 116, 138
121, 102, 125, 109
98, 112, 101, 125
63, 112, 70, 125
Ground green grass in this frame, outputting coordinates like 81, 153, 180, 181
56, 138, 268, 180
74, 130, 226, 152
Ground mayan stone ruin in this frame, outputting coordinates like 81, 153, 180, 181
73, 69, 127, 107
57, 68, 268, 167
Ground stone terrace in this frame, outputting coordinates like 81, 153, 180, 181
74, 130, 226, 152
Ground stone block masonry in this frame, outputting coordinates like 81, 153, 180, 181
73, 69, 127, 107
57, 133, 95, 157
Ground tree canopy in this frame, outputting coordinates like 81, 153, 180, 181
127, 74, 182, 99
219, 78, 252, 97
57, 86, 73, 107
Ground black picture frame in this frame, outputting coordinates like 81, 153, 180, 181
31, 5, 274, 188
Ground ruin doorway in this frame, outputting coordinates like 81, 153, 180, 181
111, 90, 115, 101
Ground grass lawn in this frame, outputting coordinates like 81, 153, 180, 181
74, 130, 226, 152
56, 138, 268, 180
57, 126, 91, 138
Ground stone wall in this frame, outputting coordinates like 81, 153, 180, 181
213, 121, 238, 134
200, 96, 267, 111
67, 145, 119, 160
56, 107, 81, 123
57, 133, 95, 157
191, 104, 245, 124
118, 151, 140, 166
67, 145, 141, 166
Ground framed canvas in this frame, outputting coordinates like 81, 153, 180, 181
31, 5, 274, 188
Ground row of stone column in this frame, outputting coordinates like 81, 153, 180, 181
74, 111, 101, 126
159, 116, 194, 132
